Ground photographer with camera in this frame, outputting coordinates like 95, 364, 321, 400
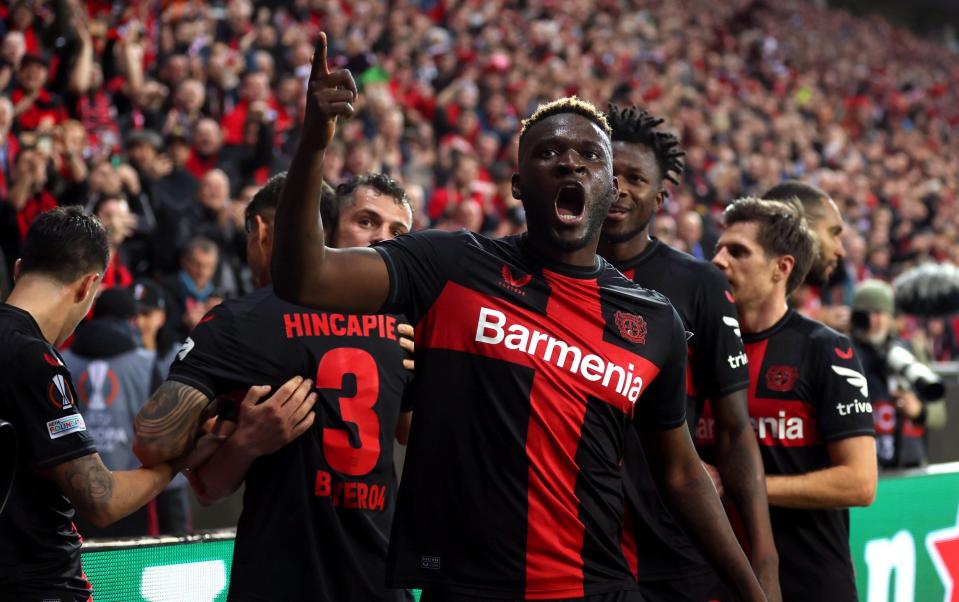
850, 279, 947, 470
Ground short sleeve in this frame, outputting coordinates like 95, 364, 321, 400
166, 303, 245, 400
812, 331, 876, 442
634, 307, 688, 430
373, 230, 466, 322
13, 345, 97, 469
690, 265, 749, 398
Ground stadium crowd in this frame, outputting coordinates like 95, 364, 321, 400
2, 0, 958, 358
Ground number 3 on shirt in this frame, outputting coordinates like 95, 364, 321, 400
316, 347, 381, 476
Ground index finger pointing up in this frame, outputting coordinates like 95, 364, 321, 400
311, 31, 330, 79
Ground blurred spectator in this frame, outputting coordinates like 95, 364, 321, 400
132, 279, 178, 379
850, 280, 947, 469
11, 52, 66, 133
0, 0, 956, 354
61, 287, 163, 538
92, 195, 136, 292
162, 236, 223, 343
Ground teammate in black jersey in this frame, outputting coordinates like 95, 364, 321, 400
709, 197, 876, 601
267, 33, 765, 602
598, 105, 780, 602
0, 207, 300, 601
133, 172, 416, 601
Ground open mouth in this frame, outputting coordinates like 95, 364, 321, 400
554, 183, 586, 223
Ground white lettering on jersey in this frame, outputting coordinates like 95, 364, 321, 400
831, 365, 869, 397
727, 351, 748, 368
722, 315, 741, 338
177, 337, 195, 362
835, 399, 874, 416
475, 307, 644, 403
47, 414, 86, 439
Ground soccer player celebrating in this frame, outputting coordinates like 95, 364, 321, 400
598, 105, 780, 601
710, 198, 876, 601
133, 172, 416, 601
269, 33, 765, 602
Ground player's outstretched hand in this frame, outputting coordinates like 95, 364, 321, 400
236, 376, 318, 457
398, 323, 415, 372
303, 31, 358, 150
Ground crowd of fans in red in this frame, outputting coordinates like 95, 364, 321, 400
2, 0, 958, 360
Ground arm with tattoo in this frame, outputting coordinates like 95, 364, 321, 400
133, 381, 214, 466
44, 453, 174, 528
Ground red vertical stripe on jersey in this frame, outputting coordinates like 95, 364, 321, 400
523, 271, 600, 598
745, 338, 768, 400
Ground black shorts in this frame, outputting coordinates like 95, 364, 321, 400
637, 570, 727, 602
419, 590, 646, 602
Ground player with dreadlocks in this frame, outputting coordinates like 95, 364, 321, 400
599, 104, 781, 601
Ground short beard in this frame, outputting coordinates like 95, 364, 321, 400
550, 182, 617, 252
804, 258, 832, 286
601, 214, 653, 245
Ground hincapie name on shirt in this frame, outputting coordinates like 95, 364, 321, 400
283, 313, 398, 340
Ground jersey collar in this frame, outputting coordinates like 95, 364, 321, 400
741, 308, 795, 343
610, 237, 663, 272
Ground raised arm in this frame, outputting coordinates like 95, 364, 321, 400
712, 389, 781, 601
639, 425, 767, 602
271, 32, 391, 312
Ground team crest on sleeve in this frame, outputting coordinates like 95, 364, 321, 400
48, 374, 74, 410
614, 311, 647, 345
766, 365, 799, 392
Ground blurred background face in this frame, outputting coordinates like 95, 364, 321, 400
18, 61, 47, 92
183, 247, 218, 289
198, 170, 230, 211
194, 120, 222, 155
95, 198, 134, 249
1, 31, 25, 66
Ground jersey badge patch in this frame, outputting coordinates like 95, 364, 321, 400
831, 365, 869, 397
835, 346, 854, 359
177, 337, 195, 361
47, 413, 86, 439
500, 265, 532, 295
766, 365, 799, 392
48, 374, 74, 410
614, 311, 647, 345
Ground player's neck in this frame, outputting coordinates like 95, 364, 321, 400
597, 230, 653, 264
6, 278, 73, 345
526, 232, 599, 268
737, 294, 790, 335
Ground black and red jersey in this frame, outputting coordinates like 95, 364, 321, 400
696, 310, 874, 600
374, 231, 688, 600
167, 287, 413, 602
0, 304, 97, 602
611, 239, 749, 582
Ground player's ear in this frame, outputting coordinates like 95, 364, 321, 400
776, 255, 795, 285
655, 189, 666, 211
511, 174, 522, 200
75, 272, 101, 304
